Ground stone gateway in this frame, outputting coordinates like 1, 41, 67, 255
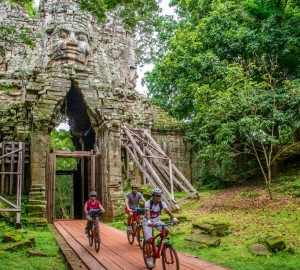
0, 0, 198, 222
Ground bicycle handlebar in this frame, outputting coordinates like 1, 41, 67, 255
133, 207, 146, 215
89, 209, 102, 217
147, 221, 175, 228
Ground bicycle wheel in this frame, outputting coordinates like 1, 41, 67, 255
88, 229, 93, 246
94, 229, 100, 252
142, 240, 156, 269
127, 223, 134, 244
137, 225, 144, 250
162, 243, 179, 270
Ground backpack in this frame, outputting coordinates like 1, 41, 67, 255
150, 200, 163, 214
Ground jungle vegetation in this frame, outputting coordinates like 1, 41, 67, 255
141, 0, 300, 198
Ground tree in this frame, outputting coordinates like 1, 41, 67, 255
187, 56, 300, 199
143, 0, 300, 197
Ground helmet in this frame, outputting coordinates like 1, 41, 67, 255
89, 191, 97, 196
151, 188, 163, 195
131, 183, 139, 188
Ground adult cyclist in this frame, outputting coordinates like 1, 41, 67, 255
143, 187, 178, 268
125, 183, 146, 231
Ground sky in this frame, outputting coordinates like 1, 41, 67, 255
136, 2, 175, 94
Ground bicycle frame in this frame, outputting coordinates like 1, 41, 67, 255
151, 224, 168, 258
143, 222, 179, 270
127, 208, 145, 249
92, 216, 99, 235
131, 211, 142, 237
88, 209, 102, 252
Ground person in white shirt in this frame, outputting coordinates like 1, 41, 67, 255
143, 188, 178, 268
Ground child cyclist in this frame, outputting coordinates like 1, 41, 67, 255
125, 183, 146, 231
143, 188, 178, 268
84, 191, 105, 235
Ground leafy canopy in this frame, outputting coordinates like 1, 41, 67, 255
143, 0, 300, 193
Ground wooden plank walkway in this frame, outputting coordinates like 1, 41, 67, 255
53, 220, 232, 270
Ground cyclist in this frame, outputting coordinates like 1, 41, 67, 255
143, 187, 178, 268
84, 191, 105, 235
125, 183, 146, 231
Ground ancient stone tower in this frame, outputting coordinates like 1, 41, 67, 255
0, 0, 196, 222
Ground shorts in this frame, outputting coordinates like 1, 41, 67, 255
143, 217, 166, 241
125, 208, 135, 215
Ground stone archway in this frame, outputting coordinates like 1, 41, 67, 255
0, 0, 197, 222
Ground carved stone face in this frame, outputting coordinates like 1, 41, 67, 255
49, 23, 90, 66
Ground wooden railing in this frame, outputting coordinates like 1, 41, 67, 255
0, 142, 25, 225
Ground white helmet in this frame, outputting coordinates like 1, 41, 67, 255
89, 191, 97, 196
151, 188, 163, 195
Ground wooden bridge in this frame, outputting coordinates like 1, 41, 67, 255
53, 219, 231, 270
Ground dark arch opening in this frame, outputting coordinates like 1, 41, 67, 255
57, 83, 96, 219
61, 83, 95, 151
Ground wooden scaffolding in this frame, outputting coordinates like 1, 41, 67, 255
121, 126, 199, 211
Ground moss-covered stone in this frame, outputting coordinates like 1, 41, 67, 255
193, 221, 229, 236
21, 218, 48, 227
0, 239, 33, 251
26, 204, 46, 213
185, 234, 221, 246
265, 236, 286, 252
3, 231, 24, 242
27, 248, 48, 257
248, 243, 272, 256
179, 242, 208, 250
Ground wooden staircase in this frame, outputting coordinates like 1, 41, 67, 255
121, 126, 199, 211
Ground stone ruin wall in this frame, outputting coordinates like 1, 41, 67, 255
0, 0, 200, 220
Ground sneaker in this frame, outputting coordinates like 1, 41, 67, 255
147, 258, 155, 268
127, 226, 132, 231
85, 230, 89, 234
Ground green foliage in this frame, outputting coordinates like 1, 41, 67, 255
0, 223, 68, 269
79, 0, 160, 28
49, 129, 74, 152
49, 128, 76, 219
143, 0, 300, 195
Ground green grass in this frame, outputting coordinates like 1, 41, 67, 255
107, 178, 300, 270
0, 224, 68, 270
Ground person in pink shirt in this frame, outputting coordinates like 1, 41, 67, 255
84, 191, 105, 234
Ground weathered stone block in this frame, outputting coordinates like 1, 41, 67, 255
185, 234, 221, 247
265, 236, 286, 251
248, 243, 272, 256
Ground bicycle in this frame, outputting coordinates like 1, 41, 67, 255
127, 207, 145, 250
87, 209, 102, 252
142, 222, 179, 270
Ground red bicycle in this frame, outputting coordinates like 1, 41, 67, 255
127, 207, 145, 250
88, 209, 102, 252
142, 222, 179, 270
